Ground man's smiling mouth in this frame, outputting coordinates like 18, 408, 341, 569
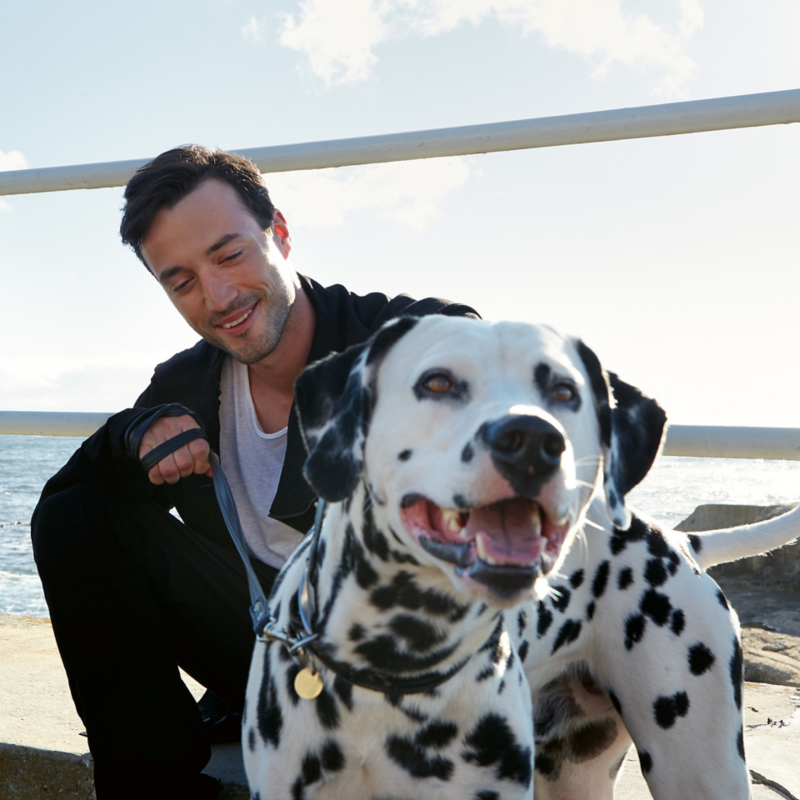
219, 307, 254, 329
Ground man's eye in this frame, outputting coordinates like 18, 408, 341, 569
424, 373, 453, 393
551, 383, 576, 403
170, 280, 191, 294
223, 250, 242, 263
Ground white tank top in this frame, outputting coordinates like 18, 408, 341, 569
219, 357, 305, 568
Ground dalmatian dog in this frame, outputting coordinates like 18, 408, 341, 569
242, 315, 800, 800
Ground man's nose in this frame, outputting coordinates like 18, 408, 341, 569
202, 271, 237, 311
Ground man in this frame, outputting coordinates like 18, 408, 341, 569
32, 145, 478, 800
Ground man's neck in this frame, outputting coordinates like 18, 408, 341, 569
247, 285, 316, 433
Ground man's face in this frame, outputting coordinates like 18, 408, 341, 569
141, 179, 295, 365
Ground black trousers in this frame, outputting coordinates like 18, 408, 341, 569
31, 481, 279, 799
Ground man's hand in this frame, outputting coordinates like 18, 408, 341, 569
138, 414, 213, 485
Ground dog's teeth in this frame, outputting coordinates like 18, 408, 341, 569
475, 534, 499, 564
441, 509, 462, 533
530, 504, 542, 534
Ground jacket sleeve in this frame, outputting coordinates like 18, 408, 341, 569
34, 377, 173, 510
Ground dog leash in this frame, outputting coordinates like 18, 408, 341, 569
126, 403, 470, 700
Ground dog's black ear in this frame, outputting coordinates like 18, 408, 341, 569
576, 341, 667, 530
295, 316, 420, 502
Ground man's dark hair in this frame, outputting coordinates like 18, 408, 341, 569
120, 145, 275, 270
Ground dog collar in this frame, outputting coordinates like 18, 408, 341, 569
259, 498, 473, 698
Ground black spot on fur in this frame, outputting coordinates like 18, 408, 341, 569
385, 735, 454, 780
461, 714, 532, 787
625, 614, 646, 650
550, 586, 571, 612
737, 726, 745, 760
730, 637, 743, 710
315, 687, 340, 730
644, 558, 668, 587
586, 601, 596, 621
537, 602, 554, 638
475, 792, 500, 800
639, 750, 653, 774
592, 561, 610, 598
552, 619, 582, 654
291, 776, 305, 800
609, 516, 648, 555
688, 643, 715, 676
461, 442, 475, 463
257, 650, 283, 747
476, 666, 495, 682
248, 727, 256, 752
366, 316, 419, 367
349, 623, 365, 641
653, 692, 690, 729
370, 571, 469, 622
301, 753, 321, 786
609, 690, 622, 716
570, 569, 585, 588
641, 589, 672, 626
479, 617, 507, 665
717, 590, 729, 610
517, 609, 528, 636
518, 640, 529, 663
534, 363, 551, 397
575, 340, 612, 447
688, 534, 702, 554
618, 567, 634, 590
646, 530, 670, 559
398, 449, 412, 462
390, 614, 446, 652
321, 739, 345, 772
359, 500, 388, 557
333, 676, 353, 711
416, 720, 458, 749
670, 609, 685, 636
453, 493, 469, 510
667, 550, 680, 575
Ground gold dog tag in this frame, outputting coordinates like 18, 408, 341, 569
294, 667, 324, 700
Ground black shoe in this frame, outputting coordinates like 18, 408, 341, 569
197, 689, 242, 745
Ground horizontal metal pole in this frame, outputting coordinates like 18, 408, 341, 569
661, 425, 800, 461
2, 89, 799, 196
1, 412, 799, 461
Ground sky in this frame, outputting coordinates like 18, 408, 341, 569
1, 0, 799, 428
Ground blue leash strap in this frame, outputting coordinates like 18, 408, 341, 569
125, 403, 270, 635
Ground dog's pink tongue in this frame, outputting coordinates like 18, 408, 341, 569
465, 498, 543, 566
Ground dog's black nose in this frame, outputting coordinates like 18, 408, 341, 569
481, 415, 566, 484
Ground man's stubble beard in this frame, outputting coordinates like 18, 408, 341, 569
206, 285, 293, 366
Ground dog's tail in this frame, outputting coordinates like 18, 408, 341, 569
689, 503, 800, 570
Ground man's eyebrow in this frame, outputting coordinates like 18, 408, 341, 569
206, 233, 241, 256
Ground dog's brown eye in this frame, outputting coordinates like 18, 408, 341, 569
551, 383, 576, 403
424, 374, 453, 393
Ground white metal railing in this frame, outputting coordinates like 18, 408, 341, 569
1, 89, 798, 196
0, 411, 798, 461
2, 89, 798, 460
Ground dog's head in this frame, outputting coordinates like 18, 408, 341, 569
296, 316, 665, 606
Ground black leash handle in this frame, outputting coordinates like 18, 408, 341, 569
125, 404, 270, 635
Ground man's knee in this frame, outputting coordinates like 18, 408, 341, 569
32, 482, 115, 577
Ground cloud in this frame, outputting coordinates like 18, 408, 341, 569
265, 157, 472, 230
280, 0, 385, 84
241, 16, 267, 44
280, 0, 703, 94
0, 149, 27, 171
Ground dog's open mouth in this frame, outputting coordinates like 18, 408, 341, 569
400, 495, 569, 596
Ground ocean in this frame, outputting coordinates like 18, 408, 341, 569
2, 434, 799, 617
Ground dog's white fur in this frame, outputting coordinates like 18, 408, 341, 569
243, 316, 799, 800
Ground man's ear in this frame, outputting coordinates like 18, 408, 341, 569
294, 316, 420, 502
272, 210, 291, 259
575, 340, 667, 530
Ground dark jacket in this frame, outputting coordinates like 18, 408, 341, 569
35, 275, 478, 548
